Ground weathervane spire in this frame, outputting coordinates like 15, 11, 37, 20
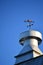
24, 19, 34, 30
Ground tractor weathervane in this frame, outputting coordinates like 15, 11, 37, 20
24, 19, 34, 30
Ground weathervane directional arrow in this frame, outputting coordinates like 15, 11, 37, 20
24, 19, 34, 30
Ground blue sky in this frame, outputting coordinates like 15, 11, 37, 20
0, 0, 43, 65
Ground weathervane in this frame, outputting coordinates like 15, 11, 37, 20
24, 19, 34, 30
